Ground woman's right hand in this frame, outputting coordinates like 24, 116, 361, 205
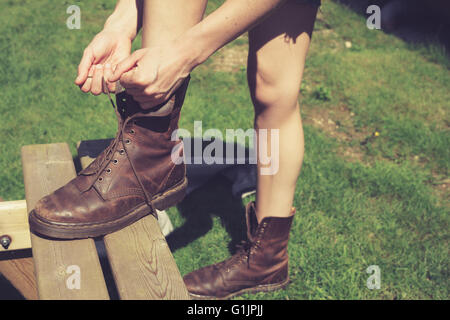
75, 30, 132, 95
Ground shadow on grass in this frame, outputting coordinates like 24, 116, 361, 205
332, 0, 450, 55
167, 175, 248, 255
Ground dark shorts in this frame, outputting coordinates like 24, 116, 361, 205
293, 0, 321, 7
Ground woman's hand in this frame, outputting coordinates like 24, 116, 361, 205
75, 30, 132, 95
109, 41, 197, 109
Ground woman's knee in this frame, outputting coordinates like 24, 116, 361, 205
248, 62, 302, 116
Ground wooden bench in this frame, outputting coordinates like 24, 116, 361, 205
0, 141, 189, 300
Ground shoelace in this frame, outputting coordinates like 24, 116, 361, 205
83, 77, 158, 215
84, 78, 123, 185
214, 242, 249, 271
217, 229, 264, 271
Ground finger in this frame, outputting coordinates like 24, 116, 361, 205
119, 67, 142, 89
75, 48, 94, 85
109, 49, 146, 82
80, 66, 95, 93
102, 64, 116, 94
91, 64, 104, 96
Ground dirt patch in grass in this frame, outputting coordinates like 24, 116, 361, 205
302, 104, 372, 162
210, 43, 248, 73
310, 11, 346, 54
303, 104, 449, 202
433, 178, 449, 192
428, 174, 450, 203
310, 28, 345, 54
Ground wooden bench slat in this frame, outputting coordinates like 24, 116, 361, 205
21, 143, 109, 300
0, 197, 38, 300
78, 140, 190, 300
0, 200, 30, 251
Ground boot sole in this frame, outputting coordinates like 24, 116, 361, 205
188, 277, 290, 300
28, 178, 188, 239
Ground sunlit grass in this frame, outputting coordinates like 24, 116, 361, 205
0, 0, 448, 299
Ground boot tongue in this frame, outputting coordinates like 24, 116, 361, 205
115, 91, 176, 119
116, 92, 144, 119
245, 201, 259, 242
115, 91, 176, 133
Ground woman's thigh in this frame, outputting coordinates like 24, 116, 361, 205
142, 0, 208, 47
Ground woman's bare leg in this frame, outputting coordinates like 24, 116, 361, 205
247, 2, 318, 221
136, 0, 207, 113
141, 0, 208, 48
182, 1, 319, 300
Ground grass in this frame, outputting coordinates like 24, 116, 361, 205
0, 0, 448, 299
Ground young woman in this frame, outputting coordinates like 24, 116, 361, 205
29, 0, 319, 299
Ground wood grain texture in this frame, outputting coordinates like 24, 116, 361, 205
21, 143, 109, 300
0, 200, 30, 251
104, 217, 189, 299
0, 196, 37, 300
0, 252, 38, 300
78, 140, 190, 300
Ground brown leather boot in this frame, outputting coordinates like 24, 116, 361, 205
183, 201, 295, 299
28, 77, 190, 239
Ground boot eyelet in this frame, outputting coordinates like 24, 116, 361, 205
119, 149, 125, 155
98, 177, 103, 182
106, 168, 112, 173
112, 159, 118, 164
125, 139, 131, 144
130, 129, 135, 134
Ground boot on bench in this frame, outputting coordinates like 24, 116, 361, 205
29, 77, 190, 239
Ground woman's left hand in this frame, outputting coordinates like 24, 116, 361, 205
109, 42, 196, 109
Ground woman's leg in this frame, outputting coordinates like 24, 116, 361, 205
247, 1, 318, 221
183, 2, 318, 299
131, 0, 207, 114
141, 0, 208, 48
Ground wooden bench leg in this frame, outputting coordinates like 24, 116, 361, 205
78, 140, 190, 300
21, 143, 109, 300
0, 251, 38, 300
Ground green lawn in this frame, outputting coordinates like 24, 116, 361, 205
0, 0, 448, 299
